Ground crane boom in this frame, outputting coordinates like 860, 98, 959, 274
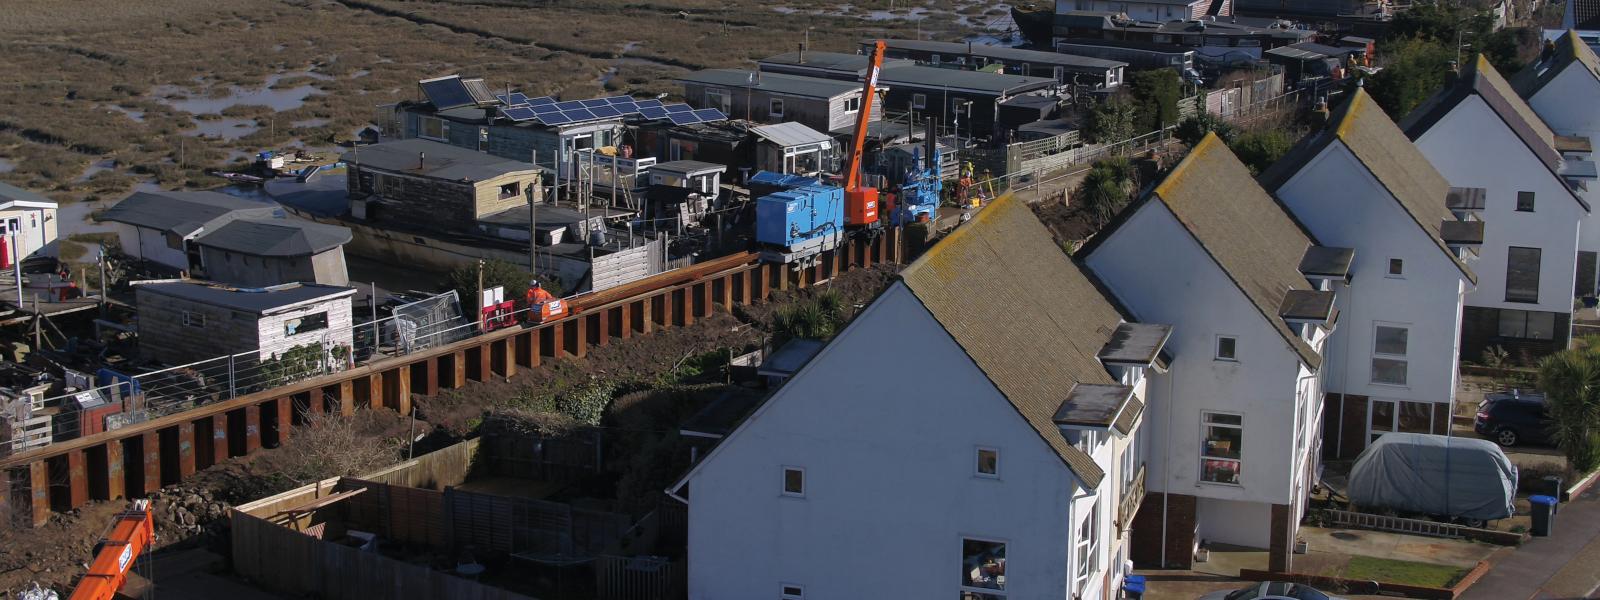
69, 500, 154, 600
843, 40, 887, 228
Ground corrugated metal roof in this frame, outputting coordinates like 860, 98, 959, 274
900, 194, 1126, 488
0, 182, 56, 209
342, 138, 538, 182
194, 218, 352, 257
1152, 134, 1323, 369
751, 121, 834, 148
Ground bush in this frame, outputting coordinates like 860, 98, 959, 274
449, 258, 565, 308
772, 290, 848, 345
1368, 36, 1457, 118
1074, 157, 1137, 228
1129, 69, 1182, 132
1231, 129, 1296, 175
1175, 113, 1237, 147
1084, 99, 1138, 144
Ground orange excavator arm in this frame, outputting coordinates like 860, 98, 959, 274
69, 500, 155, 600
843, 41, 888, 228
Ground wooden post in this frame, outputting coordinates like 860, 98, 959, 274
210, 415, 228, 465
339, 380, 356, 415
66, 450, 88, 509
28, 461, 48, 526
452, 351, 467, 389
620, 302, 635, 339
142, 431, 160, 494
277, 398, 293, 442
106, 441, 126, 500
549, 321, 566, 359
422, 357, 440, 395
680, 288, 695, 326
367, 373, 384, 408
244, 406, 261, 453
176, 422, 196, 478
570, 316, 587, 359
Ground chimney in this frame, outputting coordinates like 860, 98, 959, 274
418, 152, 426, 170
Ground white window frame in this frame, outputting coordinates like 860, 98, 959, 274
770, 97, 785, 118
781, 466, 805, 498
1074, 502, 1099, 593
912, 93, 928, 109
1200, 411, 1243, 485
843, 96, 861, 114
1387, 258, 1404, 278
975, 446, 1000, 479
1214, 335, 1238, 361
182, 311, 206, 328
780, 583, 804, 599
706, 88, 731, 113
960, 537, 1008, 598
1371, 322, 1409, 387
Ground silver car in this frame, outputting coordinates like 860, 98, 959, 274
1198, 581, 1344, 600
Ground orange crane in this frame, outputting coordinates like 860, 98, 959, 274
842, 40, 888, 229
69, 500, 155, 600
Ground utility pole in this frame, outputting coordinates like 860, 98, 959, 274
529, 150, 539, 274
475, 258, 485, 332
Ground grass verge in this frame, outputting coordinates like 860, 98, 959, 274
1344, 556, 1470, 588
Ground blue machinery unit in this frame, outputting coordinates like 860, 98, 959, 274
754, 183, 845, 264
891, 117, 942, 226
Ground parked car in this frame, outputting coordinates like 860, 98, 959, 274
1474, 390, 1551, 447
1347, 432, 1517, 526
1198, 581, 1343, 600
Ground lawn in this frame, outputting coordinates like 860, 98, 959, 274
1343, 555, 1470, 588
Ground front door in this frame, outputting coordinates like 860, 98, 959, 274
1369, 399, 1396, 444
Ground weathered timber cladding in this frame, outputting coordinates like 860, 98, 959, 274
199, 246, 350, 288
134, 290, 262, 366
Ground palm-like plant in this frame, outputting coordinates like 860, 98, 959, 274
1077, 157, 1137, 228
1537, 347, 1600, 472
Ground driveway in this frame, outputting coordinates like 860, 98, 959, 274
1458, 481, 1600, 600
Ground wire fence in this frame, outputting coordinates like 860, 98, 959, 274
2, 290, 488, 458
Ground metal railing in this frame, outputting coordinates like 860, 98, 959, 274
1117, 462, 1146, 532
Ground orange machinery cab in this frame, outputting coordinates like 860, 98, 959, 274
531, 297, 567, 324
845, 187, 879, 228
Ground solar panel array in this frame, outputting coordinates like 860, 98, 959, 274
495, 94, 728, 127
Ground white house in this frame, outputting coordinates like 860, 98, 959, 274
1512, 31, 1600, 298
1260, 88, 1480, 459
1056, 0, 1230, 22
98, 190, 281, 273
670, 196, 1169, 600
0, 182, 58, 266
1401, 55, 1592, 361
1082, 134, 1334, 572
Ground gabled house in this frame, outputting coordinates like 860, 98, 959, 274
343, 138, 542, 232
191, 218, 353, 287
868, 39, 1128, 88
0, 182, 58, 265
1513, 31, 1600, 298
134, 281, 355, 367
670, 196, 1168, 600
1260, 88, 1480, 459
1401, 55, 1593, 360
99, 191, 281, 273
1082, 134, 1337, 572
676, 69, 882, 134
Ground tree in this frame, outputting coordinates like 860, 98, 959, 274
1084, 99, 1138, 144
1368, 36, 1456, 119
1537, 346, 1600, 472
1128, 69, 1182, 132
1074, 157, 1137, 228
1176, 112, 1237, 147
1387, 1, 1535, 72
1231, 129, 1295, 175
448, 258, 565, 309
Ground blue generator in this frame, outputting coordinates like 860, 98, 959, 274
755, 184, 845, 264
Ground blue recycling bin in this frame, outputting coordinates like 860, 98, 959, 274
1530, 495, 1557, 537
1123, 574, 1146, 599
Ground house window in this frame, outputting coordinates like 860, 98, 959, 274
1074, 503, 1100, 593
782, 466, 805, 497
931, 54, 942, 65
500, 182, 520, 199
1372, 324, 1409, 386
912, 93, 928, 109
1215, 335, 1237, 361
1516, 191, 1535, 212
1498, 309, 1557, 340
844, 96, 861, 113
1505, 246, 1541, 303
780, 584, 804, 599
960, 538, 1006, 597
165, 232, 183, 250
419, 116, 444, 141
1388, 258, 1404, 277
770, 98, 785, 118
976, 447, 1000, 478
1201, 412, 1242, 485
284, 312, 329, 337
182, 311, 206, 328
706, 88, 730, 113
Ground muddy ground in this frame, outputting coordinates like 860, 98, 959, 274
0, 263, 898, 596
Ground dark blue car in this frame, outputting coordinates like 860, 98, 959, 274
1475, 391, 1551, 447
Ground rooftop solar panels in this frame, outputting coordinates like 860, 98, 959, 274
528, 96, 556, 106
638, 106, 670, 120
693, 108, 727, 121
555, 100, 586, 112
665, 103, 694, 114
579, 99, 611, 108
668, 112, 699, 125
463, 78, 498, 105
500, 105, 538, 121
635, 99, 664, 110
589, 105, 623, 118
419, 75, 478, 110
484, 91, 726, 128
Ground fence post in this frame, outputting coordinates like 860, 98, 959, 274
228, 354, 237, 400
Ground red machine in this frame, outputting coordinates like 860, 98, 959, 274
70, 500, 155, 600
525, 281, 567, 325
842, 41, 888, 229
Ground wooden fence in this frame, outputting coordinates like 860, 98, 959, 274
232, 509, 534, 600
482, 429, 601, 481
340, 477, 449, 548
596, 555, 684, 600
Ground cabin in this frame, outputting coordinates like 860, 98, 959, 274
750, 122, 837, 178
0, 183, 58, 267
1054, 12, 1314, 64
343, 138, 542, 232
192, 218, 353, 287
1056, 38, 1197, 73
677, 69, 882, 134
134, 281, 356, 367
98, 191, 280, 273
869, 39, 1128, 88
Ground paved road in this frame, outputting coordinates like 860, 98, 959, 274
1460, 482, 1600, 600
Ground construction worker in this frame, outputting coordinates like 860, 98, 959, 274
526, 279, 554, 306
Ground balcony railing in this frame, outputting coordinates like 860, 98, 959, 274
1116, 463, 1146, 533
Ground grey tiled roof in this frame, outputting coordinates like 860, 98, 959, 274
194, 218, 352, 257
1511, 31, 1600, 99
900, 194, 1128, 488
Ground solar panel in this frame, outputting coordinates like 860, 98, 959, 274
419, 76, 477, 110
563, 108, 597, 121
554, 100, 586, 112
692, 108, 727, 122
528, 96, 556, 106
501, 106, 538, 121
532, 104, 562, 116
664, 103, 694, 114
638, 106, 670, 120
611, 101, 638, 114
495, 94, 515, 105
538, 114, 574, 125
579, 99, 610, 108
604, 95, 634, 105
589, 105, 623, 118
635, 99, 664, 109
509, 93, 531, 105
668, 112, 699, 125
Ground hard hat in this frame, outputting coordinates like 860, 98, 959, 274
529, 279, 541, 288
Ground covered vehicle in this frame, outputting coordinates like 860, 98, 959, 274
1347, 432, 1517, 522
